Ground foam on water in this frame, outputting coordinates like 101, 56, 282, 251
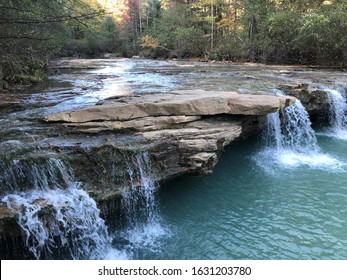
317, 129, 347, 141
254, 148, 345, 174
254, 90, 345, 172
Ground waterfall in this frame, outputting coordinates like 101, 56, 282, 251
264, 99, 318, 152
0, 158, 75, 193
316, 86, 347, 142
2, 185, 111, 259
264, 90, 318, 152
0, 158, 120, 260
310, 85, 347, 141
255, 90, 344, 171
115, 151, 168, 258
325, 86, 347, 130
123, 152, 159, 225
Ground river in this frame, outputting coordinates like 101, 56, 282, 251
1, 58, 347, 259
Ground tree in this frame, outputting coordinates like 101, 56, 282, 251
0, 0, 104, 85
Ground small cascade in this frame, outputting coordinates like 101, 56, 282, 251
317, 86, 347, 141
2, 185, 111, 259
115, 151, 168, 258
264, 111, 283, 148
255, 90, 343, 171
0, 158, 75, 193
264, 90, 318, 152
325, 86, 347, 130
123, 152, 159, 225
265, 101, 318, 152
0, 158, 120, 260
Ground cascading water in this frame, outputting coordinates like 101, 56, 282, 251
0, 158, 75, 192
2, 185, 111, 259
264, 98, 318, 152
326, 86, 347, 129
319, 86, 347, 140
255, 90, 344, 171
114, 151, 168, 259
123, 152, 159, 225
0, 158, 124, 260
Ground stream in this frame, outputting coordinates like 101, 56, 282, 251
1, 58, 347, 259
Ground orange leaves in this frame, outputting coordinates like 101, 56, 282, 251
140, 34, 159, 48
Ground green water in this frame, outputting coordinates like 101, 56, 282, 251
141, 135, 347, 260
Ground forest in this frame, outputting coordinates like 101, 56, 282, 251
0, 0, 347, 87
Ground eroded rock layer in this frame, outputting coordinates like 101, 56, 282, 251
0, 90, 295, 238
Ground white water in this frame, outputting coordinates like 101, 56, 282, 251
0, 153, 168, 260
115, 151, 169, 259
318, 86, 347, 141
264, 97, 318, 152
0, 158, 75, 192
255, 91, 344, 172
2, 185, 114, 259
0, 159, 127, 259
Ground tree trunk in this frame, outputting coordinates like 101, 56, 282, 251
211, 2, 214, 53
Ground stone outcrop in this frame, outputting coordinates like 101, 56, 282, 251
0, 206, 19, 236
45, 90, 295, 123
0, 90, 295, 239
279, 83, 330, 121
41, 90, 295, 183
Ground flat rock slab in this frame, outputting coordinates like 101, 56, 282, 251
44, 90, 296, 123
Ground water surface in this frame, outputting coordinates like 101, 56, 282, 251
156, 135, 347, 259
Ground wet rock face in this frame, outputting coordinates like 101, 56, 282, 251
0, 206, 20, 237
279, 84, 330, 122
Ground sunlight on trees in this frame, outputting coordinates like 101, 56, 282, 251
1, 0, 347, 87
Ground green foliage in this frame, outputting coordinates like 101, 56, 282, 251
173, 27, 205, 57
1, 0, 347, 88
295, 7, 347, 64
148, 5, 192, 51
0, 0, 105, 85
210, 35, 247, 61
262, 11, 302, 63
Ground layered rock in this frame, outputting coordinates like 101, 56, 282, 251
45, 90, 295, 123
279, 83, 330, 120
0, 90, 295, 239
41, 90, 295, 182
